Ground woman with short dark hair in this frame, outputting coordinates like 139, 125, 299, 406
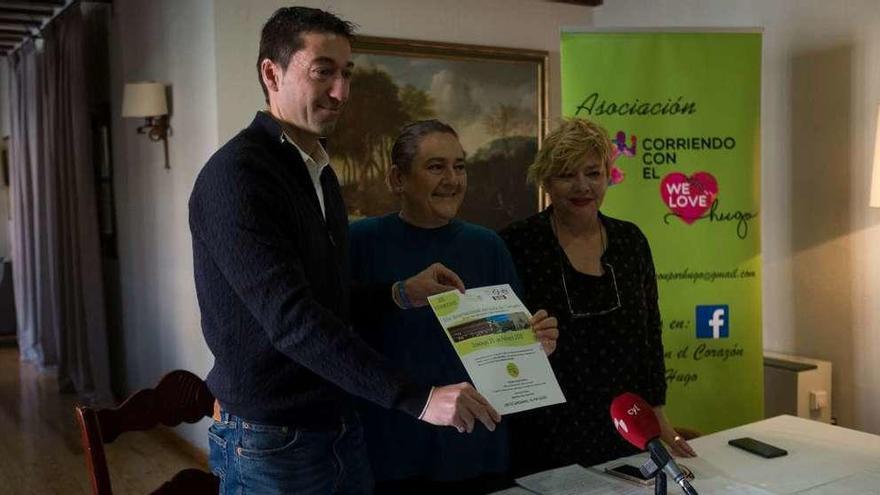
350, 120, 559, 494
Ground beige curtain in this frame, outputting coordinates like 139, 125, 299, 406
7, 5, 111, 403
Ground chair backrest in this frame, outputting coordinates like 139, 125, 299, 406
75, 370, 218, 495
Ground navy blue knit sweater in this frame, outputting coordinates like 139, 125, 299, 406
189, 112, 429, 426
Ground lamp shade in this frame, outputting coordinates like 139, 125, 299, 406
872, 104, 880, 208
121, 82, 168, 118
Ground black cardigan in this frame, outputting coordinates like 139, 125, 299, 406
500, 208, 667, 469
189, 112, 428, 426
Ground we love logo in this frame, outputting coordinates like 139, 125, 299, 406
660, 172, 719, 224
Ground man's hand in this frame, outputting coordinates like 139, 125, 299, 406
530, 309, 559, 355
402, 263, 465, 308
420, 382, 501, 433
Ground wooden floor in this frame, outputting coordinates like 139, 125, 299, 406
0, 345, 208, 494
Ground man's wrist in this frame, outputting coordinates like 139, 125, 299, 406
393, 383, 433, 418
418, 386, 435, 420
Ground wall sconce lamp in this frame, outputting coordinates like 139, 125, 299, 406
872, 104, 880, 208
122, 81, 171, 169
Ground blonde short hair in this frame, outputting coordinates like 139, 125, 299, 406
527, 118, 613, 185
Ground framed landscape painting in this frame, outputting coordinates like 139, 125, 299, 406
328, 36, 548, 231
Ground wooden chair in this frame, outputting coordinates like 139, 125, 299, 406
75, 370, 219, 495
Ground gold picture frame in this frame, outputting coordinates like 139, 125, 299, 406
329, 35, 549, 230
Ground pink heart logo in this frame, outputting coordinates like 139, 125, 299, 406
660, 172, 719, 224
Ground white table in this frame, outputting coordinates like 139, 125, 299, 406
495, 415, 880, 494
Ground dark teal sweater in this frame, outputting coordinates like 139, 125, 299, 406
350, 213, 522, 481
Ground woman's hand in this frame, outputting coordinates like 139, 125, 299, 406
398, 263, 466, 308
654, 406, 697, 457
529, 310, 559, 355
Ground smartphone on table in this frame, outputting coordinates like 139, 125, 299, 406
604, 463, 654, 486
728, 437, 788, 458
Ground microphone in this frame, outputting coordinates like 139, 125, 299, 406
610, 392, 698, 495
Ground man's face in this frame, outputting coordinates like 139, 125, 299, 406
269, 31, 353, 137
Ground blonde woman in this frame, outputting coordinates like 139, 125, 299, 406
500, 118, 696, 474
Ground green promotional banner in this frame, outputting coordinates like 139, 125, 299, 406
560, 31, 762, 434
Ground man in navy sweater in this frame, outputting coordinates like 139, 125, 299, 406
189, 7, 500, 494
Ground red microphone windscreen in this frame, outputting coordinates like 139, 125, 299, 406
610, 392, 661, 450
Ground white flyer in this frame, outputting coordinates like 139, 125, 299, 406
427, 284, 566, 415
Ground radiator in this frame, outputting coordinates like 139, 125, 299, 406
763, 351, 832, 423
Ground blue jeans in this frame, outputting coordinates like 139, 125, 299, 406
209, 410, 374, 494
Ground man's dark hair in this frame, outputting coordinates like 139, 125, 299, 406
257, 7, 356, 103
391, 120, 459, 174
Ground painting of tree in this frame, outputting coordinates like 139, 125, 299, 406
327, 37, 547, 231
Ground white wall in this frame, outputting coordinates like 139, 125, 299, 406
109, 0, 880, 457
213, 0, 592, 141
110, 0, 218, 447
591, 0, 880, 434
111, 0, 592, 451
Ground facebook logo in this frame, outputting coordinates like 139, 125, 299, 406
696, 305, 729, 339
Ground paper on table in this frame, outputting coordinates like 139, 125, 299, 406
515, 464, 647, 495
490, 487, 540, 495
794, 469, 880, 494
516, 462, 780, 495
690, 477, 777, 494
